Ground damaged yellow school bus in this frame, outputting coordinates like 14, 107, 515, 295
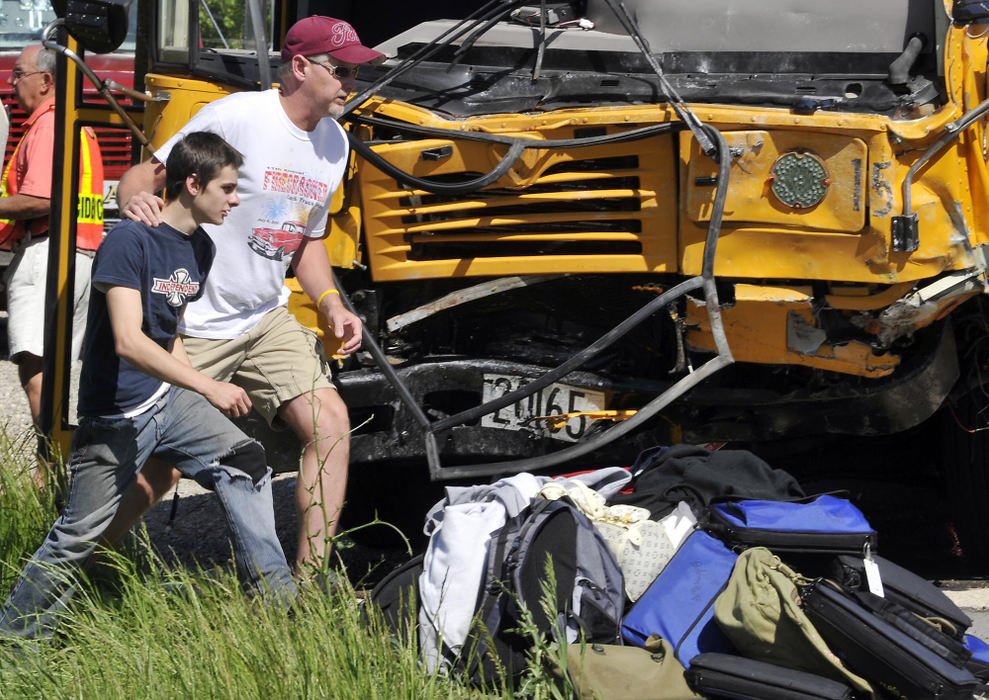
41, 0, 989, 555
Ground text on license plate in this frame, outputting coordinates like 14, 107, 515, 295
480, 374, 606, 442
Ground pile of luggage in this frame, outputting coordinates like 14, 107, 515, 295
369, 444, 989, 698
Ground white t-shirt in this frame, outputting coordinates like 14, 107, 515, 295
155, 89, 349, 338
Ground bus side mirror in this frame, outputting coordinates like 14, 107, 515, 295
50, 0, 132, 54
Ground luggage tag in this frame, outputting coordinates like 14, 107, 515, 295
863, 542, 884, 598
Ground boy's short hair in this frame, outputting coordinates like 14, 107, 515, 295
164, 132, 244, 201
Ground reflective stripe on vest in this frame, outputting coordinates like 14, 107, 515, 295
0, 128, 29, 248
0, 106, 104, 251
76, 126, 104, 250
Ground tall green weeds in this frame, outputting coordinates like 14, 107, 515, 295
0, 425, 569, 698
0, 425, 59, 593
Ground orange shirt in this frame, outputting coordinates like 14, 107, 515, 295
0, 98, 104, 251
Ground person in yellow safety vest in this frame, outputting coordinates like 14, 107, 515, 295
0, 44, 103, 486
0, 100, 9, 172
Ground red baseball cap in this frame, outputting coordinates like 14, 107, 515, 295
281, 16, 384, 64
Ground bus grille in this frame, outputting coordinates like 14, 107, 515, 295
358, 130, 678, 281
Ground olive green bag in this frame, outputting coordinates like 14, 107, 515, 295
561, 634, 701, 700
713, 547, 875, 697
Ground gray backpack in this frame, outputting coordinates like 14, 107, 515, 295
456, 497, 625, 687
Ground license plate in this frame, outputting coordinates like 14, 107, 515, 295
480, 374, 606, 442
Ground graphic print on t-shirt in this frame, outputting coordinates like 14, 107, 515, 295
249, 219, 306, 261
152, 268, 200, 306
247, 166, 331, 261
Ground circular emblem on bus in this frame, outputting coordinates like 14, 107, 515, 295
769, 151, 830, 209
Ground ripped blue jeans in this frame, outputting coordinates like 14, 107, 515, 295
0, 386, 296, 640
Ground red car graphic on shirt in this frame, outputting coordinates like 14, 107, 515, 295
247, 220, 306, 261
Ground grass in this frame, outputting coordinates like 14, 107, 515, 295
0, 424, 570, 698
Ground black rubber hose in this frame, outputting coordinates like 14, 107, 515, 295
348, 132, 525, 195
350, 113, 675, 148
701, 125, 730, 279
340, 0, 527, 119
347, 121, 675, 195
337, 288, 435, 431
599, 0, 715, 156
888, 33, 927, 87
454, 11, 513, 59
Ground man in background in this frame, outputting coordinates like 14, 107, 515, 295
0, 44, 103, 482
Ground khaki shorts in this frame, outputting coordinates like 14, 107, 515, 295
6, 238, 93, 361
181, 306, 334, 426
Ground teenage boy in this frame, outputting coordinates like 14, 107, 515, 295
115, 16, 379, 575
0, 132, 296, 641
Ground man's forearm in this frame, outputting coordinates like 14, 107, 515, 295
117, 158, 165, 209
291, 233, 363, 354
292, 235, 337, 303
0, 193, 49, 221
117, 325, 216, 396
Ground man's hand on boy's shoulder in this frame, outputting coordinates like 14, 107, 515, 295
118, 158, 166, 226
121, 191, 165, 227
202, 379, 252, 419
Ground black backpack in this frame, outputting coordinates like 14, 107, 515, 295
367, 552, 423, 637
410, 497, 624, 686
370, 496, 625, 687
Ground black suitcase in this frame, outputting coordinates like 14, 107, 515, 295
849, 587, 971, 668
831, 554, 972, 640
685, 653, 854, 700
802, 579, 980, 700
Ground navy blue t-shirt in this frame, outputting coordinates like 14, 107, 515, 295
78, 220, 215, 417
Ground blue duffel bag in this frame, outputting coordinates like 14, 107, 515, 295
705, 494, 877, 557
621, 529, 738, 666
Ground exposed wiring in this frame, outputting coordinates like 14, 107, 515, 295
340, 0, 530, 120
346, 120, 676, 195
947, 399, 989, 434
599, 0, 716, 156
337, 0, 734, 477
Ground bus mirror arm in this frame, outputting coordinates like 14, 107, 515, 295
42, 18, 152, 151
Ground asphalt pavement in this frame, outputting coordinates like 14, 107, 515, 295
947, 585, 989, 640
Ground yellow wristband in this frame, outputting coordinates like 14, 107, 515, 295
316, 288, 340, 306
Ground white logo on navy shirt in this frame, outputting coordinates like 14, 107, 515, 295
151, 268, 199, 306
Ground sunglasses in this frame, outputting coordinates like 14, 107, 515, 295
307, 58, 359, 81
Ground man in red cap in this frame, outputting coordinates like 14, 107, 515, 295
112, 17, 383, 582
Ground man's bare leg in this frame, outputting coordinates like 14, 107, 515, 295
16, 352, 51, 487
16, 353, 43, 426
277, 386, 350, 575
100, 460, 180, 545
